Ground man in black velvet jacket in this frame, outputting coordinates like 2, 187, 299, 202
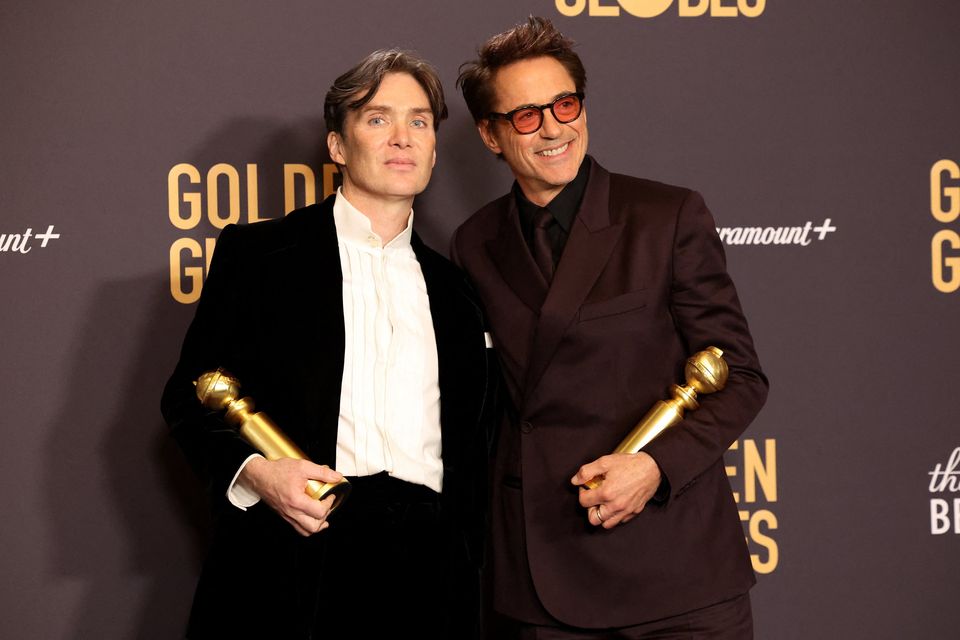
161, 50, 496, 639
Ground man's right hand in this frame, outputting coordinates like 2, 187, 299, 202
238, 457, 343, 537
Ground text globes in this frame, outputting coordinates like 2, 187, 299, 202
556, 0, 765, 18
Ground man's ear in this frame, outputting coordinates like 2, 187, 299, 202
327, 131, 346, 165
477, 120, 502, 155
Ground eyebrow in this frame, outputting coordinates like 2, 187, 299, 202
506, 90, 577, 111
361, 104, 433, 117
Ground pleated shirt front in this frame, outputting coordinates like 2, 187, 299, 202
333, 190, 443, 492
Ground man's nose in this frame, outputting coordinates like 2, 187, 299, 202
539, 109, 562, 138
390, 122, 411, 147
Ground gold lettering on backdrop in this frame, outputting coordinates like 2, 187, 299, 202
727, 438, 779, 574
932, 231, 960, 293
167, 162, 342, 303
678, 0, 709, 16
557, 0, 764, 17
169, 237, 218, 304
743, 509, 778, 573
246, 164, 267, 223
678, 0, 765, 17
284, 164, 316, 214
207, 163, 242, 229
710, 0, 738, 18
283, 163, 340, 212
744, 438, 776, 502
323, 164, 341, 200
931, 160, 960, 293
618, 0, 673, 17
739, 0, 764, 18
931, 159, 960, 223
168, 164, 203, 230
556, 0, 587, 16
589, 0, 621, 17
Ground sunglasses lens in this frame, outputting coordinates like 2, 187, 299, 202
553, 95, 581, 122
511, 107, 543, 134
500, 94, 582, 134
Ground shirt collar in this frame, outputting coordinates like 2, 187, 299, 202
513, 156, 590, 233
333, 187, 414, 250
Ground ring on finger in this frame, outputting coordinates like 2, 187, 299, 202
595, 504, 605, 523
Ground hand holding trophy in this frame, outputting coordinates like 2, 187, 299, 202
584, 347, 728, 490
195, 369, 351, 512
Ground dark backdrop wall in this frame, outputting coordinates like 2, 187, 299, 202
2, 1, 958, 638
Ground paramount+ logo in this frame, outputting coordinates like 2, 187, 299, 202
555, 0, 765, 18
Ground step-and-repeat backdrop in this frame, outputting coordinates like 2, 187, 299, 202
2, 2, 958, 638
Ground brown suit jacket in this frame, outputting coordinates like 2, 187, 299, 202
451, 157, 768, 628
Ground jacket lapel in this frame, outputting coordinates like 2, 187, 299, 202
522, 160, 623, 403
291, 194, 344, 352
289, 196, 346, 462
413, 235, 458, 466
413, 234, 488, 480
485, 196, 549, 314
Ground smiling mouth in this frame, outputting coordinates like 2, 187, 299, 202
536, 142, 569, 157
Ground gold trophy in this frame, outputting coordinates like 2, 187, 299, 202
194, 368, 351, 512
584, 347, 728, 490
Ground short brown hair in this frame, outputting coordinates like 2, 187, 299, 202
457, 16, 586, 123
324, 49, 448, 135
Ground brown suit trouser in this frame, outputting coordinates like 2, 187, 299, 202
493, 593, 753, 640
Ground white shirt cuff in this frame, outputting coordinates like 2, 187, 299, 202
226, 454, 265, 510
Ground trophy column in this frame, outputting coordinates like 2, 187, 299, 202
584, 347, 728, 490
195, 369, 351, 511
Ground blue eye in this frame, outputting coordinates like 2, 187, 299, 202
369, 116, 386, 126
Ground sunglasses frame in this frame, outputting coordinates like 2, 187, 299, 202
487, 92, 585, 135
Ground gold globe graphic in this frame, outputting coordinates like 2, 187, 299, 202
618, 0, 674, 18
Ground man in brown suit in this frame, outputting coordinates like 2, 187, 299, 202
453, 17, 769, 639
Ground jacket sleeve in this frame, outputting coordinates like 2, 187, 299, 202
160, 224, 259, 508
641, 190, 769, 501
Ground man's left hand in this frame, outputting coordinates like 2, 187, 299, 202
571, 452, 662, 529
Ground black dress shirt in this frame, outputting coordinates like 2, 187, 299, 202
514, 158, 590, 269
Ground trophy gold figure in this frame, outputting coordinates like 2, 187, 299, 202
194, 369, 351, 511
584, 347, 728, 490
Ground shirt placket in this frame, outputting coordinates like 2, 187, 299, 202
373, 246, 395, 471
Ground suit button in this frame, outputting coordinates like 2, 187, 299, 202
520, 420, 533, 434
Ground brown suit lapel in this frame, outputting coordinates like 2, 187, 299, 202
522, 160, 623, 403
485, 196, 549, 315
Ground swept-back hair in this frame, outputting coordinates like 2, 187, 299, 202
324, 49, 448, 134
457, 16, 586, 123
